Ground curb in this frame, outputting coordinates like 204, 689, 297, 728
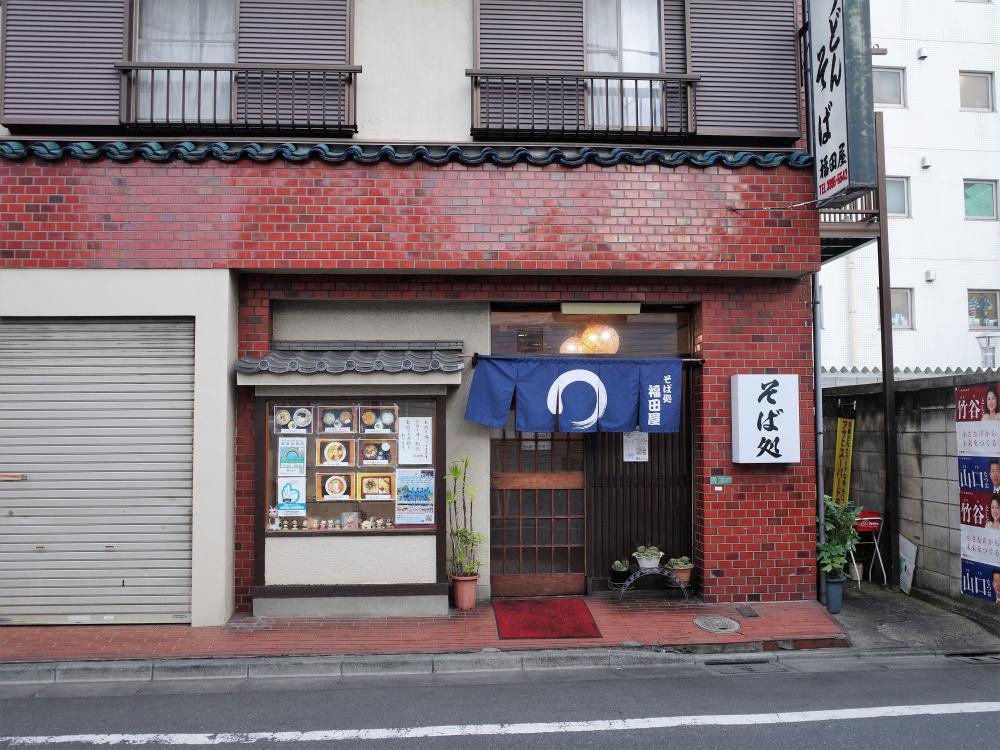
0, 642, 987, 688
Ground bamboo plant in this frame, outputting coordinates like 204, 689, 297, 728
446, 457, 486, 577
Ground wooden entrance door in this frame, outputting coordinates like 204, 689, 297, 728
489, 432, 586, 597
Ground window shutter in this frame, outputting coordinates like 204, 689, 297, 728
1, 0, 126, 126
662, 0, 687, 76
237, 0, 351, 126
476, 0, 586, 132
687, 0, 800, 137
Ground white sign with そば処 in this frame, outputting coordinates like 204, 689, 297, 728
731, 375, 801, 464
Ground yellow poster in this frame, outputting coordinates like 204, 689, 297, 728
831, 417, 855, 506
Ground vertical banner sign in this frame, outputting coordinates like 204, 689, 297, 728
831, 417, 855, 505
809, 0, 850, 202
955, 384, 1000, 604
731, 375, 801, 464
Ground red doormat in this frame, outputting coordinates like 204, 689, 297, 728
492, 598, 602, 639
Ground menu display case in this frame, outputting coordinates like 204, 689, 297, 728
263, 398, 438, 534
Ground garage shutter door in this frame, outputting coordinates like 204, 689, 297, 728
0, 318, 194, 625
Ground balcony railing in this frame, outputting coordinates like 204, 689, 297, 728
819, 188, 881, 261
116, 62, 360, 135
467, 69, 699, 141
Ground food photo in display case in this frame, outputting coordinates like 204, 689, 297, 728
316, 438, 355, 467
316, 472, 354, 501
274, 406, 313, 434
318, 406, 356, 433
358, 473, 394, 501
359, 439, 396, 466
359, 406, 397, 434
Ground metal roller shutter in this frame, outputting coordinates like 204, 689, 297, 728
0, 318, 194, 625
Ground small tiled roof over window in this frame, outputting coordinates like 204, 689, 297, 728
235, 341, 465, 375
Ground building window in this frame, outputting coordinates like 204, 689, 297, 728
969, 290, 1000, 328
890, 289, 914, 329
135, 0, 237, 122
964, 180, 998, 219
885, 177, 910, 216
960, 71, 995, 111
585, 0, 662, 129
873, 67, 906, 107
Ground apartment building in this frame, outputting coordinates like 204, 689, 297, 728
820, 0, 1000, 372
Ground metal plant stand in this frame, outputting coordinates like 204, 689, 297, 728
608, 566, 690, 601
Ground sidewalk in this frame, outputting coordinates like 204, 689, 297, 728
0, 597, 846, 664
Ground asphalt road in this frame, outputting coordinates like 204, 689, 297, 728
1, 654, 998, 749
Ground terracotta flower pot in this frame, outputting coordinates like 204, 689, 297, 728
667, 566, 693, 585
451, 574, 479, 610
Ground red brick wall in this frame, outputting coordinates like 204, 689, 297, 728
0, 159, 818, 275
235, 274, 818, 611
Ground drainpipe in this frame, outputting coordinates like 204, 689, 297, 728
813, 272, 826, 604
847, 256, 859, 367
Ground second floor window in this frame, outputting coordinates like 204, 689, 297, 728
885, 177, 910, 216
135, 0, 237, 123
586, 0, 662, 129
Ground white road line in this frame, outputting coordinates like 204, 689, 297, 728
2, 702, 999, 746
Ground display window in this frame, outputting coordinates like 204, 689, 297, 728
263, 398, 439, 534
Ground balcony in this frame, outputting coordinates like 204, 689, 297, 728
467, 69, 699, 142
819, 189, 881, 262
116, 63, 360, 136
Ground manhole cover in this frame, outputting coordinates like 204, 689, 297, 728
693, 615, 741, 633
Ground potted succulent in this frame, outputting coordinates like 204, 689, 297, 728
633, 544, 663, 570
609, 559, 632, 585
665, 555, 694, 585
447, 457, 486, 610
817, 495, 861, 614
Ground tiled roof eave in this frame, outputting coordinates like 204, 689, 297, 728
0, 140, 813, 170
235, 349, 466, 376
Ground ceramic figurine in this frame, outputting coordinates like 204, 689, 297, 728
375, 518, 385, 529
361, 518, 373, 529
334, 520, 342, 529
268, 506, 280, 531
281, 519, 289, 531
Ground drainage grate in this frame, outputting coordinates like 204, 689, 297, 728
945, 652, 1000, 666
693, 615, 741, 634
704, 658, 789, 675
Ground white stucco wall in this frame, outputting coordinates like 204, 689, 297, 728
0, 269, 238, 627
820, 0, 1000, 370
265, 536, 437, 584
269, 300, 493, 597
354, 0, 474, 143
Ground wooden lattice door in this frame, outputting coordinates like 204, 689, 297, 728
489, 431, 586, 597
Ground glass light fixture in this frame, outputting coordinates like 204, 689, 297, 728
581, 323, 620, 354
559, 335, 585, 354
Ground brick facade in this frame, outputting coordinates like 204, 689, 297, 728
0, 156, 820, 611
0, 159, 818, 276
235, 274, 818, 611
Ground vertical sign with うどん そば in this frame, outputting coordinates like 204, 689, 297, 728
731, 375, 800, 464
809, 0, 849, 202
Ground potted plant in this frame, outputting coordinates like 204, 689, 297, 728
633, 544, 663, 570
665, 555, 694, 585
817, 495, 861, 614
447, 457, 486, 610
609, 559, 632, 585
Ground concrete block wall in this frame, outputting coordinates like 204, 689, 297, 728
823, 375, 995, 622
